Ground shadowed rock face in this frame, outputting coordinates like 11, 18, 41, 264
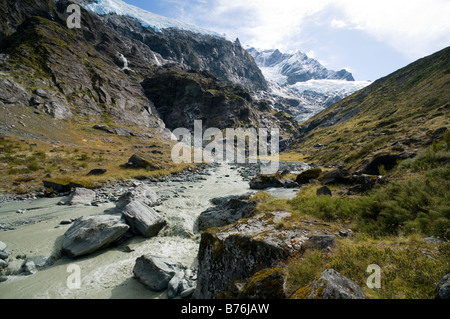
141, 67, 301, 138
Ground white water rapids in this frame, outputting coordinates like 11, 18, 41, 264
0, 164, 299, 299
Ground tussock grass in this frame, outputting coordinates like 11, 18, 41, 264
285, 236, 450, 299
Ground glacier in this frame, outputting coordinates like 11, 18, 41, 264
80, 0, 224, 38
291, 79, 371, 95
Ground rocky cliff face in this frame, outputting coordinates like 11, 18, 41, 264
141, 66, 299, 138
99, 14, 268, 92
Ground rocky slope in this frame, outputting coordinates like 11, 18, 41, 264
0, 0, 166, 133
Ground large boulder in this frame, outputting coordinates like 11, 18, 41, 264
116, 184, 160, 209
69, 188, 96, 206
121, 201, 167, 238
133, 255, 181, 292
126, 153, 161, 170
363, 154, 401, 175
435, 273, 450, 299
320, 168, 353, 185
291, 269, 367, 299
249, 173, 286, 190
197, 197, 257, 231
62, 215, 129, 258
194, 211, 334, 299
296, 168, 322, 184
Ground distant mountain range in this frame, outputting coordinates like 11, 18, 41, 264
247, 47, 371, 122
247, 48, 354, 84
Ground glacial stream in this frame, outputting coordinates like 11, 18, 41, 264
0, 163, 301, 299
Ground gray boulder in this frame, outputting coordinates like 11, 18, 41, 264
0, 241, 6, 251
0, 250, 9, 260
292, 269, 366, 299
121, 201, 167, 238
249, 173, 286, 190
133, 255, 181, 291
435, 273, 450, 299
116, 184, 160, 209
167, 268, 197, 299
168, 270, 185, 299
69, 188, 96, 206
26, 256, 52, 270
62, 215, 129, 258
197, 197, 257, 231
0, 259, 8, 269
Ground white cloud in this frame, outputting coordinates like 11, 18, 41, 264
335, 0, 450, 59
175, 0, 450, 60
331, 19, 348, 29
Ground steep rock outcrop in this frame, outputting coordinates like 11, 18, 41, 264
194, 211, 336, 299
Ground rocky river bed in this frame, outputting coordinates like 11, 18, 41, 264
0, 162, 308, 299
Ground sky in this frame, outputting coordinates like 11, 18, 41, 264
123, 0, 450, 81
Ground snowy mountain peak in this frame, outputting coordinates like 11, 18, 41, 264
79, 0, 224, 38
247, 47, 354, 85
